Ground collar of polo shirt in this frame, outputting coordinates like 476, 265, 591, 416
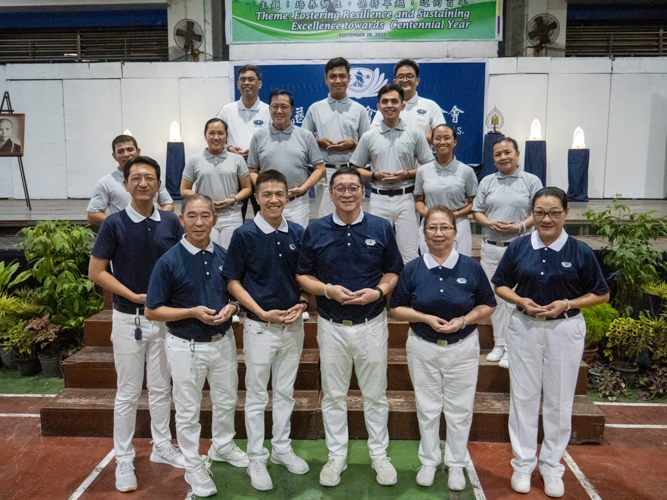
237, 98, 261, 111
254, 212, 289, 234
333, 210, 364, 226
203, 148, 228, 160
531, 229, 569, 252
405, 92, 419, 105
380, 119, 405, 134
327, 94, 349, 104
180, 233, 215, 255
270, 123, 295, 135
423, 250, 459, 270
125, 203, 161, 223
496, 169, 522, 179
435, 156, 457, 171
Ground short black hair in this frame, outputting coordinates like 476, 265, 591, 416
325, 57, 350, 75
123, 156, 160, 182
378, 83, 404, 102
268, 89, 294, 108
432, 123, 457, 140
112, 134, 138, 153
204, 118, 228, 134
256, 169, 288, 192
181, 193, 215, 215
492, 136, 519, 152
330, 166, 364, 188
237, 64, 261, 80
394, 58, 419, 78
532, 186, 568, 211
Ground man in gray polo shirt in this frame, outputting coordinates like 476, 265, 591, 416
248, 89, 325, 228
303, 57, 371, 217
351, 84, 433, 264
87, 135, 174, 226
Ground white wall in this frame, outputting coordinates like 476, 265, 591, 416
1, 57, 667, 200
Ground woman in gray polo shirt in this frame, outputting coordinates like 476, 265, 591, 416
180, 118, 252, 249
414, 124, 478, 257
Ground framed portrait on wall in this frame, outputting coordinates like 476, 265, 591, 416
0, 114, 25, 156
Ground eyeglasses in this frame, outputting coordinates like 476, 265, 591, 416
269, 104, 292, 111
238, 77, 257, 83
424, 225, 455, 234
332, 185, 362, 195
533, 209, 565, 220
395, 74, 416, 81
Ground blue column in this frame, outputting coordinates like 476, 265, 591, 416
480, 131, 504, 182
567, 149, 590, 202
524, 140, 547, 187
165, 142, 185, 200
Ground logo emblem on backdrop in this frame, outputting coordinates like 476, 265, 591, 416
365, 239, 376, 246
348, 68, 388, 99
562, 262, 572, 268
447, 105, 465, 124
457, 278, 467, 284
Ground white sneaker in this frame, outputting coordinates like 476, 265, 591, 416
543, 474, 565, 497
271, 448, 309, 474
115, 460, 137, 492
486, 345, 505, 362
448, 466, 466, 491
416, 465, 437, 486
185, 464, 217, 497
371, 457, 397, 486
499, 350, 509, 369
511, 471, 531, 494
208, 443, 249, 467
319, 458, 347, 487
150, 443, 185, 469
247, 459, 273, 491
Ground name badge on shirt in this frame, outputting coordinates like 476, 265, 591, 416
366, 239, 376, 246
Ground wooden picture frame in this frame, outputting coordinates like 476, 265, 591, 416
0, 114, 25, 156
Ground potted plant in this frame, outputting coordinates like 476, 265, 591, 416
3, 319, 41, 376
594, 365, 629, 401
582, 303, 618, 364
0, 261, 32, 369
0, 292, 42, 370
25, 314, 62, 378
585, 197, 667, 316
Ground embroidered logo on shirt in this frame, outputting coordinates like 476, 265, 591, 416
219, 266, 223, 271
289, 243, 297, 250
417, 109, 427, 115
365, 239, 376, 246
562, 262, 572, 268
253, 120, 264, 126
457, 278, 467, 284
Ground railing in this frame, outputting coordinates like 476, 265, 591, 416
567, 25, 666, 57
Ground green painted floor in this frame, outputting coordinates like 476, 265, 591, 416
0, 366, 65, 394
201, 440, 476, 500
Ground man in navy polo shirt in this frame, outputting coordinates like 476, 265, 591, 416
296, 166, 404, 488
145, 194, 248, 498
224, 169, 310, 491
89, 156, 184, 493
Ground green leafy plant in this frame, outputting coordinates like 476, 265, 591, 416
594, 365, 629, 401
24, 314, 62, 355
582, 303, 619, 349
0, 261, 31, 292
638, 365, 667, 400
585, 197, 667, 314
604, 314, 666, 365
642, 280, 667, 301
2, 319, 35, 359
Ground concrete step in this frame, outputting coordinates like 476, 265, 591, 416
41, 388, 604, 444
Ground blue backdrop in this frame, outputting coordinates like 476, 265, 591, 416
233, 61, 486, 167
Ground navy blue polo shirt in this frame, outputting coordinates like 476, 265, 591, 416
390, 251, 496, 343
145, 236, 232, 342
223, 214, 304, 319
296, 211, 404, 323
91, 206, 183, 309
492, 231, 610, 305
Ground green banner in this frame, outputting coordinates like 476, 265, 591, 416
229, 0, 502, 43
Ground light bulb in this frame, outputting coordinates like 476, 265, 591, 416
572, 127, 586, 149
528, 119, 542, 140
169, 121, 182, 142
123, 129, 133, 136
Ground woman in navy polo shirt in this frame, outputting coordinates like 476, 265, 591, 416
389, 205, 496, 491
492, 187, 609, 498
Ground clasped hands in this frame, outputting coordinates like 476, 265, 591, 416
317, 138, 356, 153
190, 304, 237, 325
519, 298, 569, 319
258, 303, 308, 325
487, 220, 521, 235
423, 314, 466, 334
374, 170, 410, 185
326, 285, 381, 306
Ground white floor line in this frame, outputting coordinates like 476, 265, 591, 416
0, 393, 57, 398
595, 402, 667, 407
563, 450, 602, 500
68, 449, 115, 500
605, 424, 667, 429
466, 457, 487, 500
0, 413, 40, 417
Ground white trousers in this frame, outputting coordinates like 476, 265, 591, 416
317, 312, 389, 460
166, 331, 238, 472
480, 241, 514, 347
283, 194, 310, 229
406, 330, 479, 468
244, 318, 304, 461
211, 210, 243, 250
315, 169, 335, 218
111, 310, 172, 463
419, 216, 472, 257
507, 312, 586, 477
369, 192, 418, 264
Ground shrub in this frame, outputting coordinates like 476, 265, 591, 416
582, 303, 619, 349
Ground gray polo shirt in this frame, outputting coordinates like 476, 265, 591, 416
371, 93, 446, 135
350, 119, 433, 190
302, 94, 371, 165
472, 170, 543, 242
414, 157, 478, 212
87, 168, 173, 215
182, 149, 249, 215
247, 124, 324, 189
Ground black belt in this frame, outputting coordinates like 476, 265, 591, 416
325, 163, 351, 169
371, 186, 415, 196
168, 331, 227, 343
415, 330, 473, 347
518, 307, 580, 321
114, 303, 145, 315
483, 239, 512, 248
